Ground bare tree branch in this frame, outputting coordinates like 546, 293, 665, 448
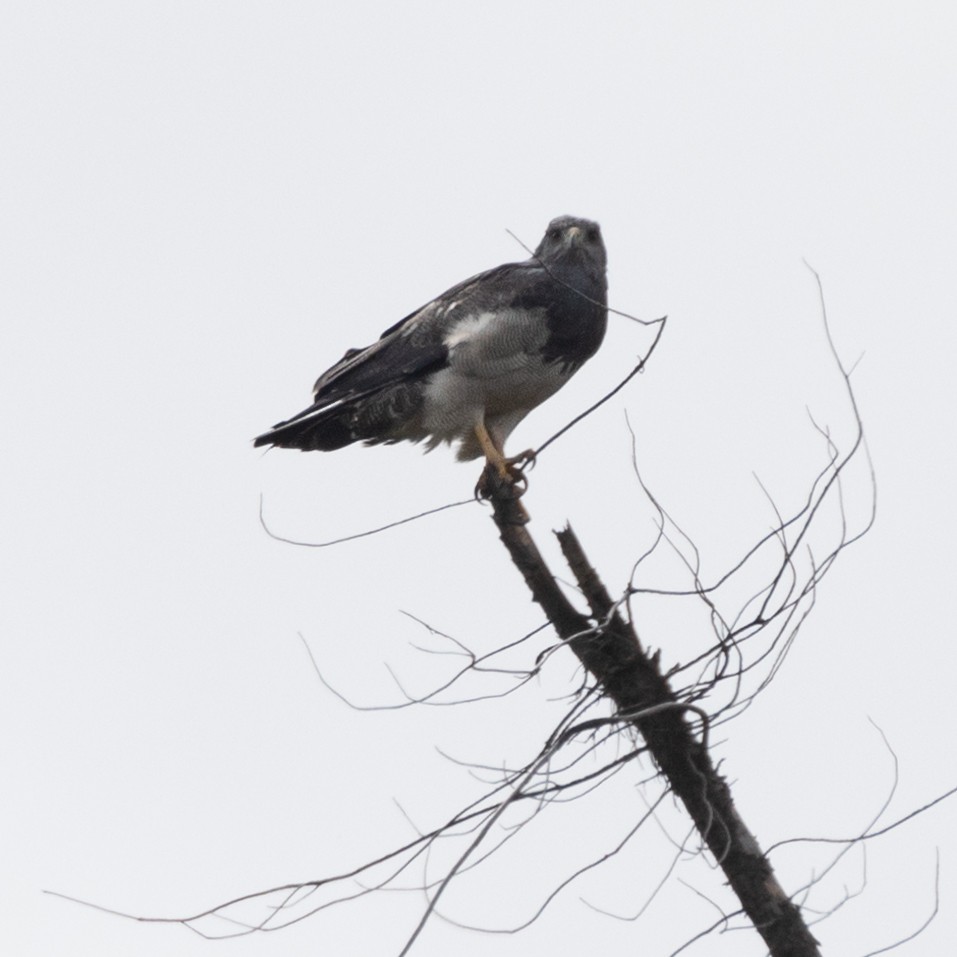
482, 470, 822, 956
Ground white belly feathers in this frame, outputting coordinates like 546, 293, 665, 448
418, 308, 571, 458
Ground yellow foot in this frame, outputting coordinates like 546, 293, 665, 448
475, 453, 534, 498
474, 458, 528, 495
502, 448, 536, 477
474, 463, 530, 522
470, 420, 535, 516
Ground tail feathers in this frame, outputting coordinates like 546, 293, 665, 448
254, 403, 357, 452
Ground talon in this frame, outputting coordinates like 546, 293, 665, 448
508, 448, 537, 474
474, 468, 491, 501
474, 463, 530, 523
471, 422, 533, 518
505, 464, 529, 495
475, 462, 525, 501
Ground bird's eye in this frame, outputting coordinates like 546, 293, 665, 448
547, 227, 561, 241
586, 227, 599, 242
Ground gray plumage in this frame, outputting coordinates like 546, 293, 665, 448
254, 216, 608, 468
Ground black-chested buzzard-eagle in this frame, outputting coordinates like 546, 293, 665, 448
254, 216, 608, 482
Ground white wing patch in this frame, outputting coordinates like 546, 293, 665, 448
443, 311, 497, 351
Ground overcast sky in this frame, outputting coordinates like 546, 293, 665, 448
4, 3, 957, 956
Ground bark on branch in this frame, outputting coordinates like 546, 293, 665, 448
485, 474, 821, 957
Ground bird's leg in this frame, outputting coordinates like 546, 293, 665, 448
473, 422, 534, 481
474, 422, 530, 482
473, 422, 532, 517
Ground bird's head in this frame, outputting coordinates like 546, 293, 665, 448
533, 215, 607, 274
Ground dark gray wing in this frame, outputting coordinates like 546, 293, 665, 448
309, 261, 532, 402
253, 261, 535, 447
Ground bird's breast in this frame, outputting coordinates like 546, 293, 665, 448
421, 351, 568, 440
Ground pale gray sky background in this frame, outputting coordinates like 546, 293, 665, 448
4, 3, 957, 955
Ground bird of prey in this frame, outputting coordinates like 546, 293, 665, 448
254, 215, 608, 486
